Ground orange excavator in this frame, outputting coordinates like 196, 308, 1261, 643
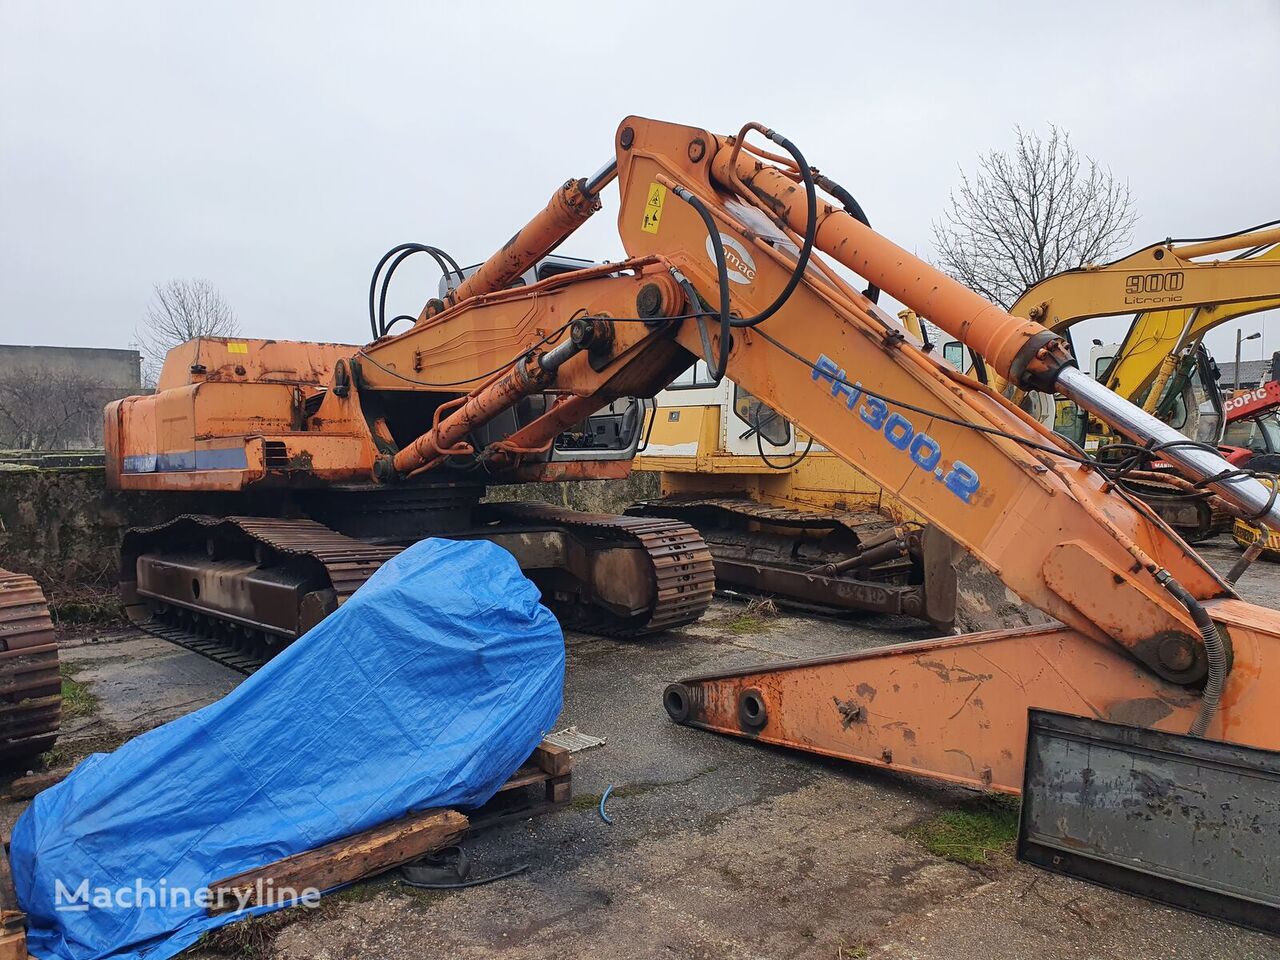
108, 116, 1280, 803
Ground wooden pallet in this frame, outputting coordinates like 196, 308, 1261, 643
468, 740, 572, 832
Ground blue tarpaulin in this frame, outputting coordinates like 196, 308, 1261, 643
11, 538, 565, 960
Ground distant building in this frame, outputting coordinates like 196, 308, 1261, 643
0, 344, 142, 450
1222, 355, 1279, 392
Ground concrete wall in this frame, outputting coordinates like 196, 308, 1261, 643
0, 468, 214, 590
0, 344, 143, 449
0, 345, 142, 390
483, 471, 658, 512
0, 466, 659, 595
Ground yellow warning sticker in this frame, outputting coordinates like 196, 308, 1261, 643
641, 181, 667, 234
227, 342, 249, 354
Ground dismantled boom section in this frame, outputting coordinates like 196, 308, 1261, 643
664, 599, 1280, 793
628, 496, 956, 629
123, 507, 714, 672
0, 569, 61, 765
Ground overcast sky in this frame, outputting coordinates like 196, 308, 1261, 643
1, 1, 1277, 370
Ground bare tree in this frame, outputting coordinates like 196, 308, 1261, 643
137, 279, 238, 383
932, 126, 1138, 308
0, 365, 106, 450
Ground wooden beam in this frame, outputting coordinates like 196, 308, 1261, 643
205, 809, 467, 915
5, 768, 71, 801
532, 741, 572, 777
204, 742, 573, 915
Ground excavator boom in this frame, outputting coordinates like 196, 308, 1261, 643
367, 116, 1280, 791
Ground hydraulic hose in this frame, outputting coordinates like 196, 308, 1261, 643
669, 186, 732, 382
368, 243, 463, 339
666, 127, 815, 379
1154, 569, 1228, 737
730, 131, 817, 329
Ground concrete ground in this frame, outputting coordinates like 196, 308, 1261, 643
10, 541, 1280, 959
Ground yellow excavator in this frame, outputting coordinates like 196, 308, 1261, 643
1000, 220, 1280, 441
635, 223, 1280, 603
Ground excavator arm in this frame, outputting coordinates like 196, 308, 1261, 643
1000, 223, 1280, 403
358, 116, 1280, 791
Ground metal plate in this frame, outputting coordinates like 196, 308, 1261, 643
1019, 709, 1280, 934
543, 727, 607, 753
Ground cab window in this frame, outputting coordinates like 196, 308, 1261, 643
669, 359, 717, 389
734, 384, 790, 446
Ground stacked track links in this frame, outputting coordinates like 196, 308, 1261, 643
0, 569, 61, 765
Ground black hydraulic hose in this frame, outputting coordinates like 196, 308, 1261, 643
755, 416, 813, 470
666, 129, 821, 374
367, 243, 463, 339
400, 864, 528, 890
731, 131, 817, 328
969, 351, 990, 386
1162, 217, 1280, 247
380, 246, 459, 336
1154, 569, 1228, 737
377, 247, 450, 336
384, 314, 418, 333
669, 186, 732, 381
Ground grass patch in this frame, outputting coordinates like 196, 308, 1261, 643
723, 613, 770, 635
36, 729, 126, 771
323, 878, 389, 905
191, 909, 301, 959
59, 664, 98, 720
716, 597, 781, 635
47, 582, 124, 627
905, 795, 1019, 867
39, 745, 69, 769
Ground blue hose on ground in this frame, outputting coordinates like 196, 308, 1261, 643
598, 784, 615, 824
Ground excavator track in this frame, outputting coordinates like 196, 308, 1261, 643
627, 495, 954, 628
123, 516, 402, 674
484, 502, 716, 635
123, 506, 715, 673
0, 569, 62, 766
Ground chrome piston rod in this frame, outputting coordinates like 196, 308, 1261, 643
1056, 365, 1280, 531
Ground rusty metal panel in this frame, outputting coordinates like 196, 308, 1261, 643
1019, 709, 1280, 934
